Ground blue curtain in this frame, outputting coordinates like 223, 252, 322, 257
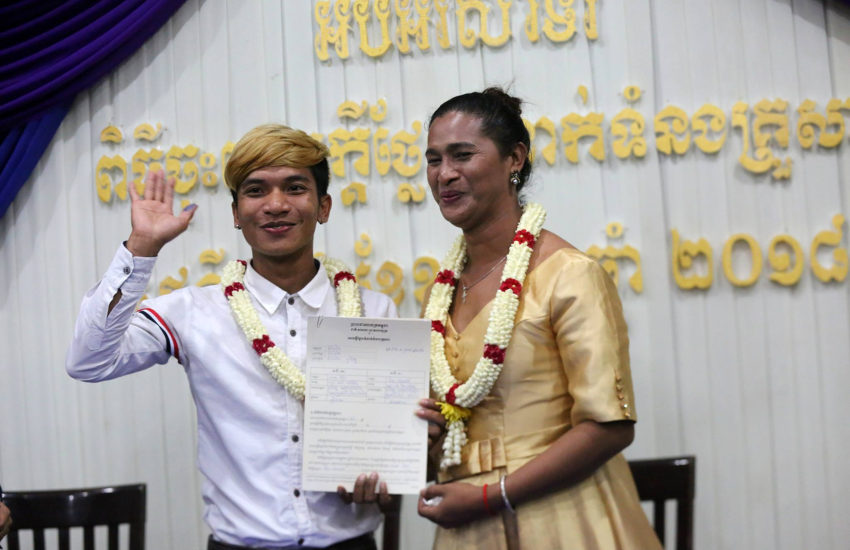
0, 0, 187, 220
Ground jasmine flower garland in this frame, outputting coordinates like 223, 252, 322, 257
221, 258, 362, 400
425, 203, 546, 470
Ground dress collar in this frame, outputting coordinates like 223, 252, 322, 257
243, 259, 332, 314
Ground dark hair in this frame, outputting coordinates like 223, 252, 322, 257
428, 87, 532, 190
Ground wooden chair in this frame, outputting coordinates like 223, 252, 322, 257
2, 483, 146, 550
628, 455, 696, 550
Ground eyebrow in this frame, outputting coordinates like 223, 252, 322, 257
425, 141, 477, 156
241, 174, 313, 187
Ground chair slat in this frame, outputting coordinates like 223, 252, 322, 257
84, 525, 95, 550
653, 499, 666, 543
129, 523, 145, 550
33, 529, 46, 550
59, 526, 71, 550
7, 530, 20, 550
108, 524, 120, 550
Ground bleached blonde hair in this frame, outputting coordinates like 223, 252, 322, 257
224, 124, 330, 198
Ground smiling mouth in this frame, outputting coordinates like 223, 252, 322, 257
440, 190, 462, 203
260, 221, 296, 232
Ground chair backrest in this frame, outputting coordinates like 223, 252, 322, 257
628, 455, 696, 550
2, 484, 146, 550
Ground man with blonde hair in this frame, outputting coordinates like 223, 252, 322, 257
67, 124, 395, 550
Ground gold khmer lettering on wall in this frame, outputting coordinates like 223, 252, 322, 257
94, 95, 849, 205
314, 0, 601, 61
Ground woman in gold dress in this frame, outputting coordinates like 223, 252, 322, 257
415, 88, 663, 550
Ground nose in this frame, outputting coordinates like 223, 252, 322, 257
263, 188, 291, 214
435, 160, 458, 186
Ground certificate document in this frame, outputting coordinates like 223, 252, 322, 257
302, 316, 431, 495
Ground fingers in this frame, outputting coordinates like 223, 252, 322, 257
377, 481, 391, 507
375, 481, 397, 514
143, 169, 159, 200
179, 203, 198, 224
162, 172, 176, 204
416, 399, 446, 427
417, 486, 442, 520
352, 472, 380, 504
363, 472, 379, 502
420, 483, 445, 501
336, 486, 353, 505
139, 170, 175, 204
417, 399, 446, 447
128, 176, 140, 202
419, 398, 441, 411
341, 474, 396, 511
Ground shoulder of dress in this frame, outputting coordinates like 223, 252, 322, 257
531, 245, 597, 275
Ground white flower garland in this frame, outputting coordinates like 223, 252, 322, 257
221, 258, 362, 400
425, 203, 546, 469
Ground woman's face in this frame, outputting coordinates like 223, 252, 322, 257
425, 111, 525, 231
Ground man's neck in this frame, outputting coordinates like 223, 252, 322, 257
250, 250, 320, 294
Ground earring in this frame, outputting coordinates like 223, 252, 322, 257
234, 224, 242, 230
510, 171, 521, 186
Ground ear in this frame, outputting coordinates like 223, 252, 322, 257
231, 201, 239, 227
509, 142, 529, 173
318, 193, 332, 224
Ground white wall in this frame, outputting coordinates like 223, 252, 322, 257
1, 1, 849, 548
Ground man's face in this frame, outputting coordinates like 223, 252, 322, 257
232, 165, 331, 267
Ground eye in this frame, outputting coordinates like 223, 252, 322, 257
288, 183, 308, 193
426, 156, 441, 166
454, 151, 472, 160
241, 185, 263, 196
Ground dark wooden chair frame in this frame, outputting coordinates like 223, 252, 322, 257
628, 455, 696, 550
2, 483, 146, 550
380, 455, 695, 550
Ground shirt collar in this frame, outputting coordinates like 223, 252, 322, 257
243, 259, 332, 314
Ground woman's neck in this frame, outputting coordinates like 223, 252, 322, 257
463, 204, 523, 266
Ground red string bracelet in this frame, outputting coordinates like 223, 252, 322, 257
482, 483, 495, 516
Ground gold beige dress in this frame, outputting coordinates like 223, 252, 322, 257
433, 248, 662, 550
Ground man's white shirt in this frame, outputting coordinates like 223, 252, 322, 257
66, 245, 398, 547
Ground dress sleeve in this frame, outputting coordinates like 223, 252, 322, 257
550, 253, 636, 425
65, 244, 177, 382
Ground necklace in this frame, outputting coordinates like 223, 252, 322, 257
460, 255, 507, 303
425, 203, 546, 469
221, 257, 362, 400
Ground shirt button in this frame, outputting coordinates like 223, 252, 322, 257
288, 297, 295, 305
297, 539, 305, 546
123, 266, 131, 275
294, 489, 301, 497
290, 329, 296, 337
291, 434, 299, 442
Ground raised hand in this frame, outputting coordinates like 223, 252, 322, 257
126, 169, 197, 257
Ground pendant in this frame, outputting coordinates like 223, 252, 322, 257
461, 285, 468, 303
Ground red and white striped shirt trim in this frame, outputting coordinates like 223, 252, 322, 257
138, 307, 180, 362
